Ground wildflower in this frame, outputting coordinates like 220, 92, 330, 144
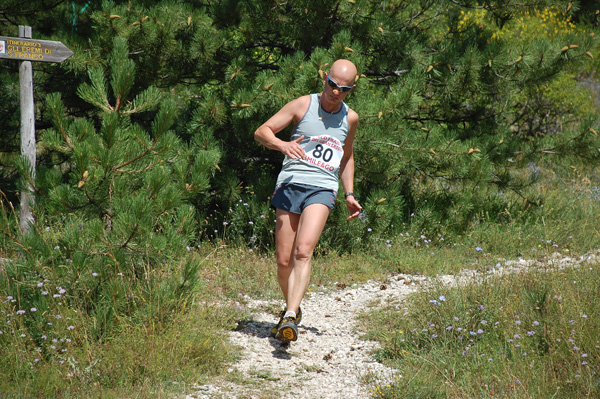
20, 334, 26, 338
186, 246, 190, 251
223, 221, 228, 226
45, 226, 50, 231
478, 305, 485, 310
37, 282, 43, 288
30, 308, 37, 312
480, 320, 487, 324
582, 361, 588, 365
58, 287, 66, 294
477, 329, 484, 334
573, 346, 580, 351
248, 221, 254, 225
17, 310, 25, 315
527, 331, 535, 336
514, 334, 521, 339
446, 326, 453, 331
367, 228, 372, 232
515, 320, 521, 325
67, 325, 74, 330
533, 320, 540, 326
581, 314, 588, 318
581, 353, 588, 358
475, 246, 483, 252
439, 295, 446, 302
92, 272, 98, 277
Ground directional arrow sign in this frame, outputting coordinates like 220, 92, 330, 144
0, 36, 73, 63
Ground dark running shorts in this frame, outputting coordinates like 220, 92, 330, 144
271, 183, 337, 214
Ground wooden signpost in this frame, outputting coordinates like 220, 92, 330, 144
0, 26, 73, 232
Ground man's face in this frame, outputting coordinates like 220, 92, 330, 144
323, 73, 354, 101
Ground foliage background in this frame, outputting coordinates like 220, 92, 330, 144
0, 0, 599, 397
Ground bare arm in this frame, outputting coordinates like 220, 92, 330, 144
339, 109, 362, 221
254, 96, 310, 159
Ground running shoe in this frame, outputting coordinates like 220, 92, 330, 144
276, 316, 298, 342
271, 306, 302, 337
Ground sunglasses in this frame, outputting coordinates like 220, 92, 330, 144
326, 75, 354, 93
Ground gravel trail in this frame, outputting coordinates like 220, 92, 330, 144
186, 251, 598, 399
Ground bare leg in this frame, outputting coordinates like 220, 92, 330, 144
275, 209, 300, 301
275, 204, 330, 314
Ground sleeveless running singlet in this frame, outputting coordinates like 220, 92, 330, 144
275, 93, 350, 192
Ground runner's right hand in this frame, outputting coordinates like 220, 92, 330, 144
280, 135, 305, 159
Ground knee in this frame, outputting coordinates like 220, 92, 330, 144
276, 254, 291, 270
293, 244, 314, 263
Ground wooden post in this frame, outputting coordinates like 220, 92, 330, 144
19, 25, 36, 233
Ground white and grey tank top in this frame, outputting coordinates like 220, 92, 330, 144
275, 93, 350, 192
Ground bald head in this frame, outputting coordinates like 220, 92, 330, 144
328, 59, 358, 87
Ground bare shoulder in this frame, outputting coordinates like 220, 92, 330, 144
286, 95, 311, 117
347, 107, 359, 125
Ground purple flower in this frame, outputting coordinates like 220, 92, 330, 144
514, 334, 521, 339
515, 320, 521, 325
477, 329, 484, 334
533, 320, 540, 326
475, 246, 483, 252
527, 331, 535, 336
478, 305, 485, 310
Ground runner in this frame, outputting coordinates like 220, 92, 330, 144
254, 59, 363, 342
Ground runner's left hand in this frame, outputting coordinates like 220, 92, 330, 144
346, 197, 362, 221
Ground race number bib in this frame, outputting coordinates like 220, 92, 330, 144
302, 135, 344, 173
